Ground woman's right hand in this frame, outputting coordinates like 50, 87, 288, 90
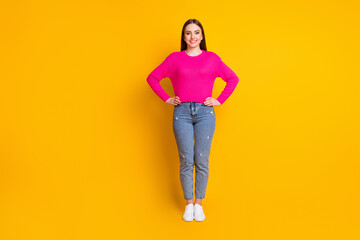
166, 96, 181, 106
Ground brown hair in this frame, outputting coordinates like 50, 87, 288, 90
181, 19, 207, 51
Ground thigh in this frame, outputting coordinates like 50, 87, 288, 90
194, 107, 216, 154
173, 107, 194, 154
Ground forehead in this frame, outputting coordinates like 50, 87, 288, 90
184, 23, 201, 32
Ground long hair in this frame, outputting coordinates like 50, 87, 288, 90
181, 19, 207, 51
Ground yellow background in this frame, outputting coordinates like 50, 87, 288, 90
1, 0, 359, 239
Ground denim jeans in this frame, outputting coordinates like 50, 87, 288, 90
173, 102, 216, 200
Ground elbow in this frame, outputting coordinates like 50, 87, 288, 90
235, 76, 239, 84
231, 75, 239, 85
147, 73, 161, 84
146, 75, 154, 84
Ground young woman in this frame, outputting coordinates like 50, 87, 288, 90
147, 19, 239, 221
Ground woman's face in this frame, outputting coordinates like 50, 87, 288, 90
183, 23, 203, 49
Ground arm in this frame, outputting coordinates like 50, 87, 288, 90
215, 57, 239, 105
146, 56, 171, 102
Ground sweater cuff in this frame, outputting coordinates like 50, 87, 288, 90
216, 97, 225, 105
162, 95, 171, 103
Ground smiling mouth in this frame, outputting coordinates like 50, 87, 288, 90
190, 41, 197, 43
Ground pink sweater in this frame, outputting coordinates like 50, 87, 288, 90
146, 50, 239, 105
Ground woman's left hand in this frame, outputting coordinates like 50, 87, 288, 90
204, 97, 221, 106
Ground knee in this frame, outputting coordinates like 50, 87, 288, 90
179, 153, 194, 165
195, 152, 209, 165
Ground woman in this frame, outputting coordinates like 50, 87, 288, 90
147, 19, 239, 221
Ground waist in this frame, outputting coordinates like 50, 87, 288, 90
175, 102, 213, 109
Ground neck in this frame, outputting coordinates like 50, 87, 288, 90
185, 47, 202, 55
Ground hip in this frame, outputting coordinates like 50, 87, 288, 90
173, 102, 215, 118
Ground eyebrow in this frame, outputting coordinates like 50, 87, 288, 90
185, 30, 200, 32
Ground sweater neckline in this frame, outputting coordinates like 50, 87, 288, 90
182, 49, 205, 58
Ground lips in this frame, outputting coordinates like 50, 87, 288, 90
190, 41, 197, 43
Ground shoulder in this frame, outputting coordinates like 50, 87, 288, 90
204, 50, 221, 59
203, 50, 222, 63
169, 51, 184, 57
205, 50, 217, 56
163, 51, 182, 61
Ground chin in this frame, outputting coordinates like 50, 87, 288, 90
188, 44, 200, 48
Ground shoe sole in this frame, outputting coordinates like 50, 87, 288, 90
182, 213, 194, 221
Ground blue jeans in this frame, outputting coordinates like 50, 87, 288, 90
173, 102, 216, 200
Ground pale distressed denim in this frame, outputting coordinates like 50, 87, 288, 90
173, 102, 216, 200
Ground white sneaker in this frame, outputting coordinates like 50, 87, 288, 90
182, 203, 194, 221
194, 203, 205, 221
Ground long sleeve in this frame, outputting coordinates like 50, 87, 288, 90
146, 56, 171, 102
215, 57, 239, 105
